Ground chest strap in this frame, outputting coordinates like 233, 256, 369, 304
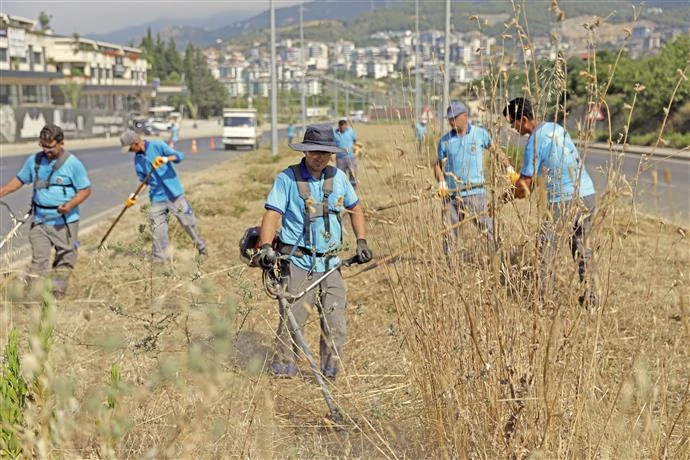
289, 163, 337, 249
33, 151, 74, 192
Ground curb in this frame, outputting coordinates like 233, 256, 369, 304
588, 142, 690, 161
0, 120, 223, 158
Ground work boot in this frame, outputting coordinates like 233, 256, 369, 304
51, 275, 69, 299
579, 292, 599, 311
321, 366, 338, 381
270, 362, 297, 378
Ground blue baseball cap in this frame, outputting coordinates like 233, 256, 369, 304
447, 101, 468, 119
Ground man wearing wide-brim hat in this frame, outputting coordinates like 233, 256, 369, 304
256, 124, 373, 380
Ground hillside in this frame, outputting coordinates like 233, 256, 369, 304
84, 0, 690, 48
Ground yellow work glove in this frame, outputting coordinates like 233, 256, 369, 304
153, 156, 169, 169
507, 166, 520, 185
124, 193, 136, 208
436, 180, 450, 198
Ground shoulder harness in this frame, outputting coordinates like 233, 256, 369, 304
32, 151, 75, 211
288, 163, 340, 251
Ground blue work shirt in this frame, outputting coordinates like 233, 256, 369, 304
520, 122, 595, 203
437, 124, 492, 197
134, 140, 185, 203
415, 122, 427, 141
17, 151, 91, 225
265, 159, 359, 272
333, 127, 357, 159
287, 124, 296, 137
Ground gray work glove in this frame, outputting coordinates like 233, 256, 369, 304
257, 243, 276, 269
356, 238, 373, 264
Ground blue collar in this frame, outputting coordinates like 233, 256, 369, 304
449, 124, 472, 137
299, 158, 327, 181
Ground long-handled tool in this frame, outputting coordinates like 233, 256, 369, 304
0, 201, 32, 251
265, 254, 360, 427
97, 168, 155, 250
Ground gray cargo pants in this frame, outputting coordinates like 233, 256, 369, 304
28, 221, 79, 296
336, 156, 358, 188
150, 195, 206, 263
539, 195, 597, 298
445, 192, 496, 253
273, 261, 347, 376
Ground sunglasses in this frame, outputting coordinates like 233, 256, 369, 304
39, 142, 61, 154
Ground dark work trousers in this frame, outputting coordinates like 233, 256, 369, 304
273, 261, 348, 376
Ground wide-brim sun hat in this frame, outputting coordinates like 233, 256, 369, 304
289, 124, 345, 154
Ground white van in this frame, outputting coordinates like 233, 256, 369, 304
222, 108, 258, 150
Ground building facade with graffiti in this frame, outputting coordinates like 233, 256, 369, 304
0, 13, 154, 143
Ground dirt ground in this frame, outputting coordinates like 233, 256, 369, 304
1, 122, 688, 458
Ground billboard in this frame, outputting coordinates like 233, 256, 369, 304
7, 28, 27, 59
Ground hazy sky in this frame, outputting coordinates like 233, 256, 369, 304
1, 1, 305, 35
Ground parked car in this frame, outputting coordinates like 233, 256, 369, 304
129, 117, 153, 135
148, 118, 172, 133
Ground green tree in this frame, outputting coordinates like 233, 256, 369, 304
38, 11, 52, 31
183, 44, 228, 118
61, 79, 83, 108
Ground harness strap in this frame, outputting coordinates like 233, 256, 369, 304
31, 151, 74, 230
33, 151, 73, 191
288, 163, 338, 259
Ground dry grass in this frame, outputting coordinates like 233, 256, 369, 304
3, 2, 690, 457
1, 122, 687, 458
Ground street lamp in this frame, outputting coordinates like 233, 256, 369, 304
270, 0, 278, 156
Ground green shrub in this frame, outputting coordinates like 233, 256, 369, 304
0, 329, 28, 457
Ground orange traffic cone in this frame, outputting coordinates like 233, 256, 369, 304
191, 139, 198, 154
209, 137, 216, 150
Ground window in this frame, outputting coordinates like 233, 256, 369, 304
224, 117, 255, 127
0, 48, 7, 62
22, 85, 40, 103
20, 85, 50, 105
33, 51, 42, 64
0, 85, 11, 104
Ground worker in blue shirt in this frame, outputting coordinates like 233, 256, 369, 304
0, 124, 92, 297
415, 118, 427, 153
503, 97, 598, 308
333, 119, 359, 188
256, 124, 372, 379
287, 122, 296, 144
119, 129, 207, 262
169, 122, 179, 147
435, 101, 516, 253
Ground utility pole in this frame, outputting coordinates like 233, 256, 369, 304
443, 0, 450, 126
270, 0, 278, 156
415, 0, 421, 120
345, 87, 349, 120
300, 3, 306, 134
334, 68, 339, 117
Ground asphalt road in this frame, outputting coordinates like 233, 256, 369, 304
0, 130, 286, 260
1, 132, 688, 263
583, 147, 689, 224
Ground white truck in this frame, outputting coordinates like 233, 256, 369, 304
222, 108, 259, 150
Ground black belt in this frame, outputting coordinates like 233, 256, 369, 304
278, 242, 327, 258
